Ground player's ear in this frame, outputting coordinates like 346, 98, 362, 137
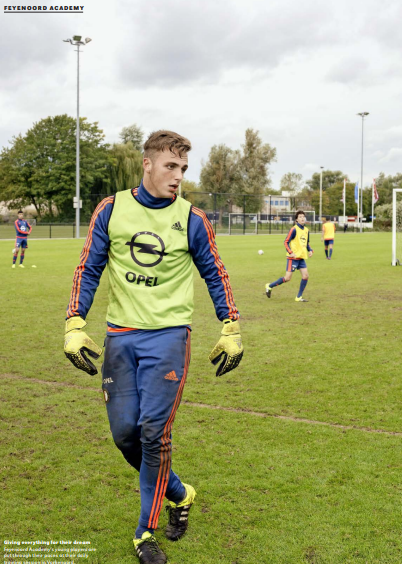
143, 156, 152, 174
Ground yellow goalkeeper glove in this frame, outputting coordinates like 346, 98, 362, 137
64, 316, 103, 376
209, 319, 244, 377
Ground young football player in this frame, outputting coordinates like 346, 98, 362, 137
12, 210, 32, 268
265, 210, 313, 302
321, 217, 336, 259
64, 130, 243, 564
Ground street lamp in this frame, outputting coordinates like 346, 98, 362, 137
63, 36, 92, 238
357, 112, 369, 233
319, 166, 324, 224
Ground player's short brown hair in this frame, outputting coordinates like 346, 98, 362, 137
295, 210, 305, 221
143, 130, 192, 160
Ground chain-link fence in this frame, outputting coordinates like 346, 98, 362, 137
183, 191, 322, 235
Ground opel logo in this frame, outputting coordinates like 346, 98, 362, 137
125, 231, 169, 268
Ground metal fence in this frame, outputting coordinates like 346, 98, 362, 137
0, 190, 367, 239
0, 223, 90, 240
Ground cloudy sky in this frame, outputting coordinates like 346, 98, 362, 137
1, 0, 402, 191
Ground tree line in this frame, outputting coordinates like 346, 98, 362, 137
0, 114, 400, 222
0, 117, 144, 222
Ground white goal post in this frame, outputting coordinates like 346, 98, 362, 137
392, 188, 402, 266
228, 213, 258, 235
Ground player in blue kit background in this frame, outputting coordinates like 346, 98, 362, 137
12, 210, 32, 268
265, 210, 313, 302
64, 130, 244, 564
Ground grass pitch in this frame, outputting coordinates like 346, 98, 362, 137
0, 231, 401, 563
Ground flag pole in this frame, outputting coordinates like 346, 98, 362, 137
343, 178, 346, 221
372, 179, 374, 229
372, 178, 378, 229
357, 182, 359, 225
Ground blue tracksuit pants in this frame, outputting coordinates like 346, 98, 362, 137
102, 326, 190, 532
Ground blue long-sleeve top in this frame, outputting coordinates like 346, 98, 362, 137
67, 181, 239, 329
14, 219, 32, 238
284, 222, 313, 254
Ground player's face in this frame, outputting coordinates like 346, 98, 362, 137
18, 213, 23, 220
297, 214, 306, 225
143, 149, 188, 199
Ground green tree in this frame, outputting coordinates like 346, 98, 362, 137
306, 170, 345, 192
0, 134, 44, 216
238, 129, 276, 212
375, 172, 402, 206
119, 124, 144, 151
181, 179, 210, 210
181, 179, 199, 193
0, 115, 112, 221
199, 129, 277, 218
107, 142, 143, 193
303, 170, 353, 217
200, 144, 242, 224
200, 144, 241, 194
280, 172, 303, 210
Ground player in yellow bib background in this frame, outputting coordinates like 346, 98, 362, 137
265, 210, 313, 302
321, 218, 336, 260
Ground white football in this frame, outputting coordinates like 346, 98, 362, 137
12, 248, 16, 254
258, 250, 264, 255
32, 265, 37, 268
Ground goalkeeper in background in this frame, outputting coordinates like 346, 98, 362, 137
265, 210, 313, 302
64, 130, 243, 564
321, 217, 336, 259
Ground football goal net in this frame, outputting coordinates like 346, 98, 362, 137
392, 189, 402, 266
228, 213, 258, 235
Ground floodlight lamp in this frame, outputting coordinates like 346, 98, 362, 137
73, 35, 82, 42
85, 37, 92, 44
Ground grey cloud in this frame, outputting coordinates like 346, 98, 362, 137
379, 147, 402, 164
0, 16, 79, 88
325, 57, 370, 85
326, 55, 402, 86
369, 126, 402, 145
117, 0, 336, 87
363, 1, 402, 51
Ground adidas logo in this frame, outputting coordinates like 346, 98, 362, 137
164, 370, 179, 381
171, 221, 184, 231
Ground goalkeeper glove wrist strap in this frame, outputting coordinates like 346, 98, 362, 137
65, 316, 87, 333
221, 318, 240, 335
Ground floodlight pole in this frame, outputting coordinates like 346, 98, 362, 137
63, 36, 92, 238
76, 42, 81, 238
357, 112, 369, 233
319, 166, 324, 224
